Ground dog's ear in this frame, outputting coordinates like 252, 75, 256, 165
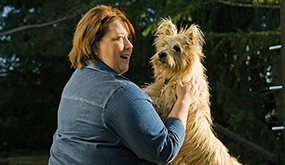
155, 18, 177, 36
184, 24, 204, 46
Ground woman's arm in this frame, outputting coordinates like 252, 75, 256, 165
167, 77, 200, 128
104, 83, 186, 163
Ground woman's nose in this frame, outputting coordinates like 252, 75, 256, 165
124, 38, 133, 49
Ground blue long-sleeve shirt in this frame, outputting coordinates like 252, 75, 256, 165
48, 60, 185, 164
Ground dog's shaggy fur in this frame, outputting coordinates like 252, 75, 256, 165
142, 19, 241, 165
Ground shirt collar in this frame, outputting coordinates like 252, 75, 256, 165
86, 60, 129, 81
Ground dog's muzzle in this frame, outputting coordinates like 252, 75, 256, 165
158, 52, 167, 63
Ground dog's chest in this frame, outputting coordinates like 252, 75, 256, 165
153, 84, 177, 121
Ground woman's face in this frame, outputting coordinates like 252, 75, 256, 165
98, 20, 133, 75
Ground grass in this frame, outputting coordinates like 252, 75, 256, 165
0, 155, 49, 165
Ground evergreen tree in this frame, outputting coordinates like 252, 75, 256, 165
0, 0, 283, 164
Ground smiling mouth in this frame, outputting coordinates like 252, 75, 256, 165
120, 55, 129, 60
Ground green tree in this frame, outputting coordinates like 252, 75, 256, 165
0, 0, 88, 151
0, 0, 284, 164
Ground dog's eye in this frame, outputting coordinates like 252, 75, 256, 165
173, 45, 180, 52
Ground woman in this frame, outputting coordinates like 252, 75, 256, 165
48, 5, 200, 165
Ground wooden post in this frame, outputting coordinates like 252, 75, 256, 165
238, 144, 245, 164
281, 0, 285, 154
214, 123, 278, 162
266, 159, 275, 165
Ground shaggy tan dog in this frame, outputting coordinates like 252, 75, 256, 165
142, 19, 241, 165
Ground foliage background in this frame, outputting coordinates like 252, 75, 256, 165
0, 0, 284, 164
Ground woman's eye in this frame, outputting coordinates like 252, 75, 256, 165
113, 36, 123, 41
173, 45, 180, 52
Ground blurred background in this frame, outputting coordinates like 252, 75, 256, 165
0, 0, 284, 164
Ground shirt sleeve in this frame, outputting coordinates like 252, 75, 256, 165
103, 82, 185, 163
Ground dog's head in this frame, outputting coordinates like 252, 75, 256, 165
150, 18, 205, 79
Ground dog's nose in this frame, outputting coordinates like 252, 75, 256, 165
158, 52, 167, 63
159, 52, 166, 59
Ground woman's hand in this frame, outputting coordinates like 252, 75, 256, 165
176, 77, 201, 106
167, 77, 201, 128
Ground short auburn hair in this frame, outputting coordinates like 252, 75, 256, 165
69, 5, 136, 69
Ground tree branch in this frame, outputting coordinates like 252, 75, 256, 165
217, 0, 280, 9
0, 7, 83, 37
